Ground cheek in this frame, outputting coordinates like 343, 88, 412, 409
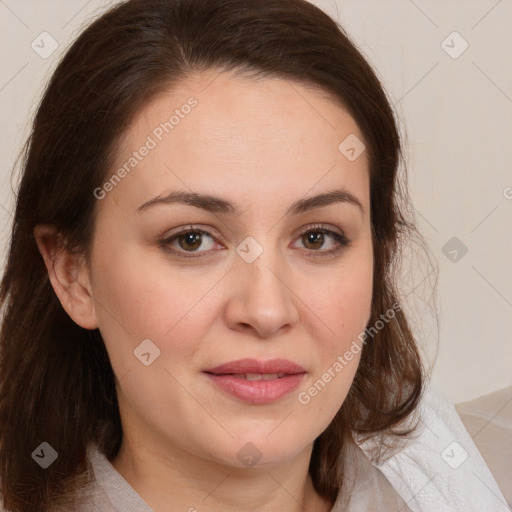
295, 268, 372, 430
328, 271, 373, 348
298, 252, 373, 354
90, 245, 224, 372
313, 274, 371, 386
296, 248, 373, 413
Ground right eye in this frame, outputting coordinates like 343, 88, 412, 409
159, 226, 225, 258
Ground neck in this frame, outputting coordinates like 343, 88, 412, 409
110, 434, 333, 512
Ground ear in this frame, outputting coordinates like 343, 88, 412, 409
33, 225, 98, 330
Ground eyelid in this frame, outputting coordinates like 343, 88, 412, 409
160, 224, 222, 241
295, 223, 344, 239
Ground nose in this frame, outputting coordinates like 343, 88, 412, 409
224, 251, 300, 339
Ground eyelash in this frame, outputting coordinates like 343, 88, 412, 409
158, 224, 351, 259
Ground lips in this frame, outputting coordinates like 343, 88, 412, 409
203, 358, 307, 404
230, 372, 287, 380
204, 358, 306, 376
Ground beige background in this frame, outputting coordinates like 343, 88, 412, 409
0, 0, 510, 403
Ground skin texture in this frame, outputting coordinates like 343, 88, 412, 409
35, 70, 373, 511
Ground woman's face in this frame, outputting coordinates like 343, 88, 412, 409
87, 70, 373, 467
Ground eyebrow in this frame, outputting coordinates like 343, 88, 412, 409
137, 188, 364, 216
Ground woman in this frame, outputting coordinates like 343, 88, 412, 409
0, 0, 507, 511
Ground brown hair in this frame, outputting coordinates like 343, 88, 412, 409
0, 0, 431, 510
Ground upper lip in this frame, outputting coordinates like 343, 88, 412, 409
204, 358, 306, 375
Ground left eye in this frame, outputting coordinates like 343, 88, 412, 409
293, 228, 346, 252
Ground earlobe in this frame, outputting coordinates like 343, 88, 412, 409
33, 225, 98, 330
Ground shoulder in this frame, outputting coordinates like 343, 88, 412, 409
455, 385, 512, 508
355, 384, 511, 511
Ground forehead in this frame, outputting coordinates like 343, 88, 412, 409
103, 69, 370, 215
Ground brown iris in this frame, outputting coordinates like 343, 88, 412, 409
302, 231, 324, 250
178, 232, 203, 251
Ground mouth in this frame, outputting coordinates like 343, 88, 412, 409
204, 357, 306, 376
202, 359, 306, 404
211, 372, 289, 380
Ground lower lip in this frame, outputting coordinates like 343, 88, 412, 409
204, 373, 306, 404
